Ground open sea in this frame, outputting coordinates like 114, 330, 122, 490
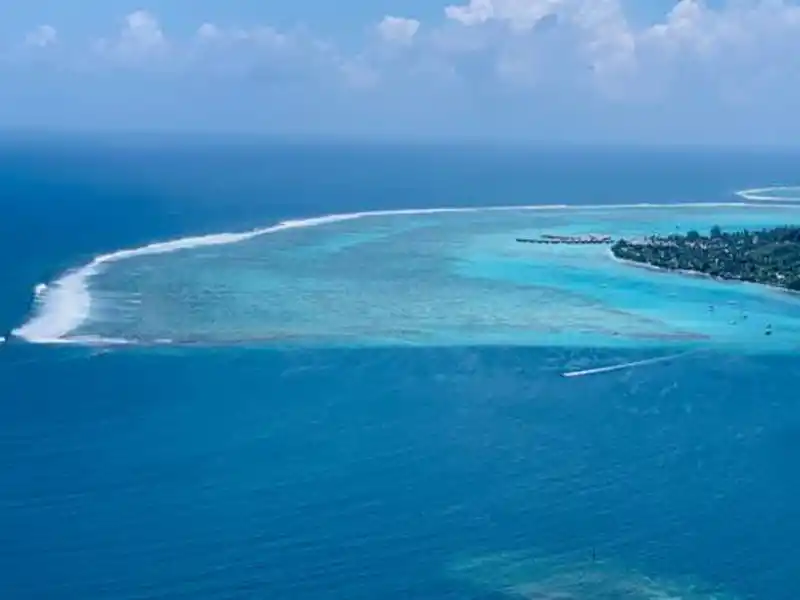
1, 137, 799, 599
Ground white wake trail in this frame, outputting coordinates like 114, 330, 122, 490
561, 350, 700, 378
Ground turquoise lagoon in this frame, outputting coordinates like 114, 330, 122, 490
28, 201, 800, 352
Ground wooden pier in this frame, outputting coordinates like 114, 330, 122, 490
516, 234, 614, 245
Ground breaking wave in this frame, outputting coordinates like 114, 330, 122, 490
736, 186, 800, 202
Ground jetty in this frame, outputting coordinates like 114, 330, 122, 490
516, 234, 614, 245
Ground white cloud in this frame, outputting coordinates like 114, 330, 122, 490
435, 0, 800, 100
641, 0, 723, 56
9, 1, 800, 111
93, 10, 168, 62
25, 25, 58, 48
640, 0, 800, 58
440, 0, 635, 91
120, 10, 166, 51
445, 0, 566, 30
186, 21, 370, 91
572, 0, 636, 87
376, 16, 421, 44
197, 23, 222, 41
195, 22, 288, 48
339, 59, 380, 88
189, 22, 317, 83
631, 0, 800, 100
445, 0, 495, 26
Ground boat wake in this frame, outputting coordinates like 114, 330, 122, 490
11, 196, 800, 346
562, 350, 700, 378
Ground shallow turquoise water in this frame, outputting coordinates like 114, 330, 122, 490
74, 204, 800, 351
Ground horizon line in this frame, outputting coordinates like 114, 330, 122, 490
2, 129, 800, 152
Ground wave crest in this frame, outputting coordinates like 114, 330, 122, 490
736, 186, 800, 201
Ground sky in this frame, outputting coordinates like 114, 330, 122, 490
2, 0, 800, 143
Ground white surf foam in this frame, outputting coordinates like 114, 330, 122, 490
11, 201, 795, 345
736, 186, 800, 202
562, 350, 698, 378
13, 213, 360, 344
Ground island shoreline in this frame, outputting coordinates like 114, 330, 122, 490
606, 248, 800, 299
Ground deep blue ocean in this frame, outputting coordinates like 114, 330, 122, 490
1, 138, 799, 599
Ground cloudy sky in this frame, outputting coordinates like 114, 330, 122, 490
2, 0, 800, 143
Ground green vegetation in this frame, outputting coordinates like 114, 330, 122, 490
611, 225, 800, 292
